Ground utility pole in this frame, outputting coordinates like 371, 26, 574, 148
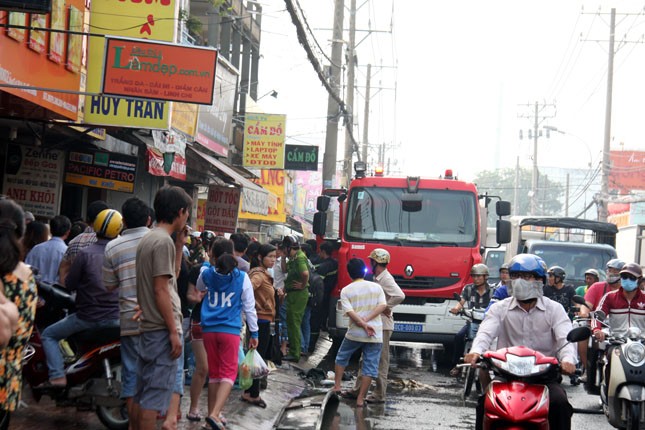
513, 156, 520, 216
565, 173, 570, 217
599, 8, 615, 222
322, 0, 344, 191
342, 0, 357, 188
361, 63, 371, 164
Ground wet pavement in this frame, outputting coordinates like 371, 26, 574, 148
10, 335, 615, 429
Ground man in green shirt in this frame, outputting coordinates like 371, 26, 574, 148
281, 235, 309, 361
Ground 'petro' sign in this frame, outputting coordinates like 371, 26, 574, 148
284, 144, 319, 171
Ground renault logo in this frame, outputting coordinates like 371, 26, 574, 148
404, 264, 414, 277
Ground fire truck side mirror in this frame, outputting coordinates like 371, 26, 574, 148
496, 201, 511, 217
313, 212, 327, 236
317, 195, 331, 212
496, 220, 511, 244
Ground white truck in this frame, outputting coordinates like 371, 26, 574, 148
616, 225, 645, 265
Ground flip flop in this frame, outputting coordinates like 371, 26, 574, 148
240, 396, 267, 409
365, 395, 385, 404
204, 416, 226, 430
186, 412, 202, 422
339, 390, 358, 400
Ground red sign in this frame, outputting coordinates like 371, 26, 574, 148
609, 150, 645, 194
102, 37, 218, 105
146, 148, 187, 181
204, 186, 240, 233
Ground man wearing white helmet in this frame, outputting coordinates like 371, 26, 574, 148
345, 248, 404, 404
584, 258, 625, 311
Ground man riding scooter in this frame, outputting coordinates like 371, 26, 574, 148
465, 254, 577, 430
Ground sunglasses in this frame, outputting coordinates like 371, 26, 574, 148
621, 274, 638, 281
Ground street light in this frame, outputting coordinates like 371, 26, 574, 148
256, 90, 278, 101
543, 125, 595, 168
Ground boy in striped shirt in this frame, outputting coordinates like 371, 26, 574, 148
333, 258, 387, 407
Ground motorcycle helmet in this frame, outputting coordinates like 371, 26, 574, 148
282, 234, 300, 249
620, 262, 643, 279
508, 254, 548, 283
201, 230, 215, 247
606, 258, 626, 271
470, 263, 489, 276
547, 266, 566, 282
584, 268, 600, 282
368, 248, 390, 264
93, 209, 123, 239
499, 263, 510, 274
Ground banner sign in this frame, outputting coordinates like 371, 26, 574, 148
84, 0, 176, 128
242, 113, 286, 169
196, 199, 206, 232
146, 148, 186, 181
64, 150, 137, 193
172, 102, 199, 138
284, 144, 319, 171
0, 0, 51, 13
204, 186, 240, 233
102, 37, 218, 105
239, 169, 286, 223
2, 144, 64, 218
609, 150, 645, 194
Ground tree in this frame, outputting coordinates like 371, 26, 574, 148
474, 168, 563, 222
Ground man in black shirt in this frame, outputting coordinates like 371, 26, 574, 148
543, 266, 576, 317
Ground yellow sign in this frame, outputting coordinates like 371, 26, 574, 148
238, 169, 286, 223
171, 102, 199, 138
83, 0, 177, 128
242, 113, 286, 169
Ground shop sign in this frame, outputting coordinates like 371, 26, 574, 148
146, 148, 186, 181
0, 0, 51, 13
204, 186, 240, 233
284, 144, 318, 171
239, 169, 286, 223
64, 150, 137, 193
172, 102, 199, 138
609, 150, 645, 194
83, 0, 176, 128
2, 144, 64, 218
242, 113, 286, 169
102, 37, 218, 105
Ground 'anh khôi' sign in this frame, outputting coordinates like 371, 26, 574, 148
284, 144, 319, 171
102, 37, 218, 105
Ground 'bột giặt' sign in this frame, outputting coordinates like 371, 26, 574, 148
102, 37, 218, 105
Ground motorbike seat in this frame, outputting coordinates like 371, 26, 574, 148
70, 326, 120, 345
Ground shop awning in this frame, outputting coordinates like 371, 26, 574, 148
190, 148, 268, 215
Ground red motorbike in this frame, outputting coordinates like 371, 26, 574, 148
475, 326, 590, 429
22, 281, 128, 430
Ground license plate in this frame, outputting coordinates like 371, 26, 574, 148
394, 323, 423, 333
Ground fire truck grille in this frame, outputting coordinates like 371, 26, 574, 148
392, 276, 459, 290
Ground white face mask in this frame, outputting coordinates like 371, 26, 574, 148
511, 279, 544, 301
607, 274, 620, 284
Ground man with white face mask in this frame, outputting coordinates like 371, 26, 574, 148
593, 263, 645, 342
464, 253, 576, 430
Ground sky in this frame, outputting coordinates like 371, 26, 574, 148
254, 1, 645, 209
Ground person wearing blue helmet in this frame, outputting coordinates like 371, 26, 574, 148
464, 253, 577, 430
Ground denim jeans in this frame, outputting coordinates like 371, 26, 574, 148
301, 305, 311, 352
41, 313, 119, 379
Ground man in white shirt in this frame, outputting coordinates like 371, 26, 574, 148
332, 258, 386, 408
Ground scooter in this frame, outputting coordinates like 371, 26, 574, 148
572, 294, 645, 429
474, 326, 591, 429
22, 281, 128, 430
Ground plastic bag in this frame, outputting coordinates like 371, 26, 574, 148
239, 349, 253, 390
250, 349, 270, 379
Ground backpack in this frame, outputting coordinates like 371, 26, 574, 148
307, 262, 325, 307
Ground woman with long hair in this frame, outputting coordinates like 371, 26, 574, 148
241, 243, 277, 408
197, 238, 259, 430
21, 220, 49, 260
0, 199, 38, 430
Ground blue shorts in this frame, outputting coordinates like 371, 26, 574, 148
134, 330, 178, 412
335, 338, 382, 378
120, 335, 140, 399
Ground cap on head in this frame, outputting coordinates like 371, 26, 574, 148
620, 263, 643, 279
93, 209, 123, 239
607, 258, 626, 271
368, 248, 390, 264
470, 263, 489, 276
508, 253, 548, 282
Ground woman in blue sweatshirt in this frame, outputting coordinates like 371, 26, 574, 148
197, 244, 258, 430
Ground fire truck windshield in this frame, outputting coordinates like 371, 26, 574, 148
345, 187, 478, 246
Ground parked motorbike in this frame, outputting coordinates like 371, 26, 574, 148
473, 326, 591, 429
22, 281, 128, 430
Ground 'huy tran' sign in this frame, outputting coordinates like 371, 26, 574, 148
102, 37, 218, 105
284, 144, 319, 171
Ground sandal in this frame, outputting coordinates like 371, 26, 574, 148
365, 395, 385, 404
219, 414, 227, 426
186, 411, 202, 422
339, 390, 358, 400
205, 416, 225, 430
240, 395, 267, 409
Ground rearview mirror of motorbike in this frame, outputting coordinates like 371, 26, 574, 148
594, 310, 606, 322
453, 292, 461, 301
566, 326, 592, 343
571, 295, 587, 306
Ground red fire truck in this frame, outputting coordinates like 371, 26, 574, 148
313, 162, 511, 345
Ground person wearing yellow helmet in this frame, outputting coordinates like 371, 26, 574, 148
40, 209, 123, 388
